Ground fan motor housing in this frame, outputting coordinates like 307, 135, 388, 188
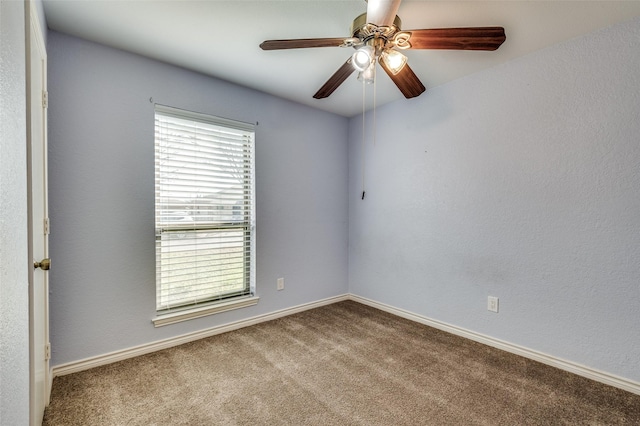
351, 13, 402, 43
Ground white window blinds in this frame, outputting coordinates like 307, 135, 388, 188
154, 105, 255, 312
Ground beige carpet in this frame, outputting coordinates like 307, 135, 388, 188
44, 301, 640, 425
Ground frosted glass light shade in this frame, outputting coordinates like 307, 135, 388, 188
357, 62, 376, 85
381, 49, 407, 75
352, 46, 374, 72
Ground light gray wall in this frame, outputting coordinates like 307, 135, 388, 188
0, 0, 30, 423
348, 17, 640, 382
47, 31, 348, 366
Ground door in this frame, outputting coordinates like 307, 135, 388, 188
27, 3, 50, 425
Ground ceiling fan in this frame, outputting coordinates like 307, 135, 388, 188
260, 0, 506, 99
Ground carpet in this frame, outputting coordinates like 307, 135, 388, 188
44, 301, 640, 425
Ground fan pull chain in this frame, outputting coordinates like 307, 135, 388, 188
361, 76, 366, 200
373, 63, 377, 147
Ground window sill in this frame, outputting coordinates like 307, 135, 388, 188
152, 296, 259, 327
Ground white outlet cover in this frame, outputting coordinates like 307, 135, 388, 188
488, 296, 499, 313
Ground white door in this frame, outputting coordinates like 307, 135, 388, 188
28, 3, 50, 425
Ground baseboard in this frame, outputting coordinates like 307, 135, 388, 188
52, 294, 350, 377
52, 292, 640, 397
350, 294, 640, 396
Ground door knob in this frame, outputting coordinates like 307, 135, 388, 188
34, 258, 51, 270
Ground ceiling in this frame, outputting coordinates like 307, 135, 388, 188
43, 1, 640, 117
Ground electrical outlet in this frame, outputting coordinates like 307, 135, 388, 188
488, 296, 499, 313
277, 277, 284, 291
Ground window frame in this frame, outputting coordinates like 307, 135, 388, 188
152, 105, 258, 326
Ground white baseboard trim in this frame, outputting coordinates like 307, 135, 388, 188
350, 294, 640, 396
52, 294, 349, 378
52, 292, 640, 397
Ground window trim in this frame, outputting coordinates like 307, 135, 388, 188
153, 105, 257, 323
152, 295, 260, 327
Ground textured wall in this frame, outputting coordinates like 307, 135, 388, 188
0, 0, 30, 424
348, 17, 640, 382
47, 32, 348, 365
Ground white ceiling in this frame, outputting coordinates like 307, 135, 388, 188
43, 1, 640, 117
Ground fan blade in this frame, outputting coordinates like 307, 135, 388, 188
406, 27, 506, 51
313, 58, 356, 99
379, 60, 425, 99
366, 0, 402, 27
260, 38, 346, 50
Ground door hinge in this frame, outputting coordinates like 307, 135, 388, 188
42, 90, 48, 109
45, 343, 51, 361
44, 217, 50, 235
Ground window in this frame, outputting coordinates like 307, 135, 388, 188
154, 105, 256, 321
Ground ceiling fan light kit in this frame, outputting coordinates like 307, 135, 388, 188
259, 0, 506, 99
